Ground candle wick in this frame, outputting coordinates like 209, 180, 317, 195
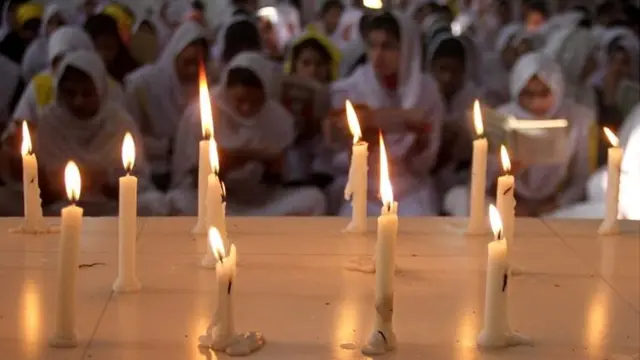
227, 280, 233, 295
503, 186, 513, 196
502, 272, 509, 292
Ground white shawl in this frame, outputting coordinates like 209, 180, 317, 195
496, 52, 594, 204
125, 21, 207, 174
480, 23, 523, 106
21, 4, 68, 81
543, 26, 598, 110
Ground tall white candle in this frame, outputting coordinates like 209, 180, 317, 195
113, 133, 141, 293
50, 161, 83, 348
599, 127, 622, 235
362, 134, 397, 356
203, 138, 228, 268
20, 121, 45, 232
496, 146, 515, 246
193, 67, 214, 235
467, 100, 488, 234
344, 100, 368, 233
477, 205, 530, 348
202, 227, 237, 350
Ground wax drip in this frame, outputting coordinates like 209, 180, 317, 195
30, 177, 35, 184
503, 186, 513, 196
228, 280, 233, 295
220, 180, 227, 204
502, 272, 508, 292
497, 229, 503, 240
377, 330, 387, 345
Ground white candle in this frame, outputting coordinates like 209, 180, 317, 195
203, 138, 228, 268
599, 127, 622, 235
362, 134, 397, 356
20, 121, 45, 232
344, 100, 368, 233
201, 227, 237, 350
467, 100, 488, 234
496, 146, 515, 246
477, 205, 510, 347
192, 68, 214, 235
113, 133, 141, 293
50, 161, 83, 348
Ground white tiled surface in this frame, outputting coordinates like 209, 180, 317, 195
0, 217, 639, 360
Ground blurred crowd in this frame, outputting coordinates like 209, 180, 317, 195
0, 0, 638, 218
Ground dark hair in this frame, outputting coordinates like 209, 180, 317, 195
192, 0, 205, 11
596, 1, 616, 16
84, 14, 139, 83
526, 1, 548, 18
607, 39, 630, 57
608, 18, 629, 28
431, 36, 466, 64
232, 8, 251, 16
572, 5, 592, 28
436, 4, 453, 22
222, 20, 261, 63
366, 12, 400, 41
292, 38, 332, 66
226, 67, 264, 90
59, 65, 93, 87
320, 0, 343, 16
21, 18, 41, 32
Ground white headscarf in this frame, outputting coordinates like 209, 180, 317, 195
591, 27, 640, 85
0, 0, 13, 41
172, 52, 295, 194
479, 23, 524, 106
544, 26, 598, 110
37, 50, 145, 177
333, 6, 363, 49
125, 21, 207, 174
47, 26, 94, 65
498, 52, 594, 203
494, 22, 523, 53
21, 5, 69, 81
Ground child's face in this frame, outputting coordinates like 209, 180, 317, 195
175, 42, 207, 85
58, 68, 101, 120
322, 6, 342, 34
431, 57, 465, 99
367, 29, 400, 78
226, 84, 265, 118
525, 10, 545, 32
294, 47, 330, 83
518, 75, 555, 117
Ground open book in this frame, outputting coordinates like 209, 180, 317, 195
480, 106, 570, 165
280, 75, 330, 133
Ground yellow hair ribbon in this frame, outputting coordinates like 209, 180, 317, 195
17, 3, 44, 27
284, 27, 342, 81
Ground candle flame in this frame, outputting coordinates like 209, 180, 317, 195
473, 100, 483, 137
603, 127, 619, 147
199, 64, 213, 139
379, 133, 393, 205
208, 226, 225, 261
363, 0, 382, 9
64, 161, 81, 202
21, 121, 32, 156
489, 204, 503, 239
500, 145, 511, 173
121, 132, 135, 172
209, 137, 219, 173
345, 100, 362, 144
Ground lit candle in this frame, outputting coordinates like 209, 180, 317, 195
496, 146, 515, 246
362, 134, 397, 356
202, 138, 227, 268
50, 161, 83, 348
19, 120, 45, 232
467, 100, 488, 234
598, 127, 622, 235
201, 227, 237, 349
113, 133, 141, 293
192, 66, 213, 235
344, 100, 368, 233
477, 205, 530, 348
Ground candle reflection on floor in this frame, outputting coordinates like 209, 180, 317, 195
21, 279, 41, 358
586, 238, 616, 358
455, 306, 479, 360
332, 272, 361, 359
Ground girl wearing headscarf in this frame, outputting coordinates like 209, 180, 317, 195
408, 0, 442, 26
129, 16, 168, 65
328, 11, 445, 216
0, 0, 27, 42
169, 52, 327, 216
11, 26, 124, 125
256, 6, 289, 60
426, 30, 479, 192
0, 2, 42, 64
84, 14, 139, 84
1, 50, 167, 216
490, 52, 596, 216
480, 22, 523, 107
21, 4, 67, 81
124, 21, 208, 191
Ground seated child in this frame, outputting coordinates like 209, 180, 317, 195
169, 52, 326, 216
1, 50, 166, 216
